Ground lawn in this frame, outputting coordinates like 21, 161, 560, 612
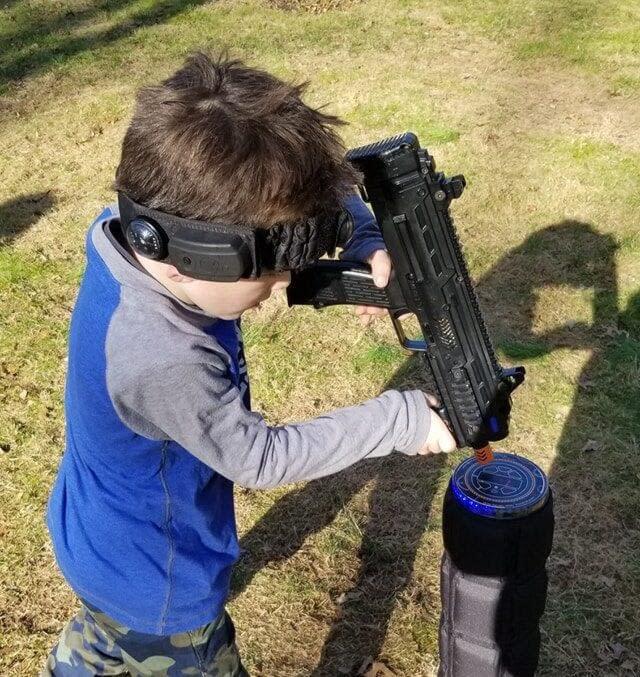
0, 0, 638, 674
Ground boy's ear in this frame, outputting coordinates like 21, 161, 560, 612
165, 265, 194, 283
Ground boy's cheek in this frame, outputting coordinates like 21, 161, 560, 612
184, 278, 274, 317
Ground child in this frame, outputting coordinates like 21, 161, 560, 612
43, 52, 455, 676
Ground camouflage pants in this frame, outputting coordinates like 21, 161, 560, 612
41, 601, 249, 676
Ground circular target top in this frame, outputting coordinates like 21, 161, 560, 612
451, 452, 549, 519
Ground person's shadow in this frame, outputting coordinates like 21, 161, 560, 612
0, 192, 55, 245
0, 1, 211, 89
478, 223, 639, 675
232, 219, 637, 674
231, 352, 448, 675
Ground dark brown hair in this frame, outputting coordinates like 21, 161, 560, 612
115, 52, 360, 227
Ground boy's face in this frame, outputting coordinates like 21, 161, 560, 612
131, 228, 294, 320
180, 271, 291, 319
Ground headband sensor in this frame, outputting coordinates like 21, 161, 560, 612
117, 192, 353, 282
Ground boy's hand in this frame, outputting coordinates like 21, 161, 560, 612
354, 249, 413, 326
355, 249, 392, 326
419, 394, 457, 455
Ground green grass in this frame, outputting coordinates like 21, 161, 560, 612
1, 0, 639, 674
441, 0, 640, 92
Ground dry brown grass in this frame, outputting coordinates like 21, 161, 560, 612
263, 0, 359, 13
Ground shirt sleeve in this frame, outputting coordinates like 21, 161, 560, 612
109, 362, 432, 489
339, 193, 387, 263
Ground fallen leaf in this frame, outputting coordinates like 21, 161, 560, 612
336, 590, 363, 605
599, 641, 627, 665
553, 556, 573, 567
609, 642, 626, 660
554, 405, 571, 420
358, 657, 374, 674
582, 439, 601, 453
596, 575, 615, 588
358, 658, 397, 677
578, 376, 594, 389
598, 648, 613, 665
603, 325, 629, 339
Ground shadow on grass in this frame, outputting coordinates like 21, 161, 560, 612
231, 354, 446, 675
0, 0, 211, 90
479, 220, 639, 673
234, 219, 638, 673
0, 191, 55, 246
0, 0, 23, 10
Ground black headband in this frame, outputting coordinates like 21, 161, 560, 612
117, 192, 354, 281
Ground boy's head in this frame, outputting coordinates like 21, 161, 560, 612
115, 51, 359, 226
115, 51, 359, 319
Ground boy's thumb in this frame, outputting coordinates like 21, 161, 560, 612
368, 249, 391, 288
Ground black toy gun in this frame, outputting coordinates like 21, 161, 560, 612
286, 132, 525, 461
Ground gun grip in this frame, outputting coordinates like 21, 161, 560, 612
287, 260, 407, 311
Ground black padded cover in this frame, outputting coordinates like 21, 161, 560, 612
439, 485, 554, 676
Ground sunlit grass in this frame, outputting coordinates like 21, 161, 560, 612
1, 0, 638, 674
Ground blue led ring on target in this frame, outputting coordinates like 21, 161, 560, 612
451, 452, 549, 519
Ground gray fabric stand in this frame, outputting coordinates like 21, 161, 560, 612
438, 455, 554, 677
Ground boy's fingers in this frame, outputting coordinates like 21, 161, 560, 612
419, 407, 457, 455
355, 306, 387, 321
432, 415, 457, 453
367, 249, 392, 288
441, 434, 457, 453
424, 393, 440, 408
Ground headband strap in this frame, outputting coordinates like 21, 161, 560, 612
117, 192, 353, 281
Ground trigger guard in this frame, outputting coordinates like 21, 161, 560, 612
390, 312, 428, 352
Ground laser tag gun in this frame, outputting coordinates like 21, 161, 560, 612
286, 132, 525, 463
